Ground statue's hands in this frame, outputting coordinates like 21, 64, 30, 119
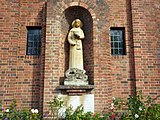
70, 41, 76, 46
71, 43, 75, 46
74, 33, 80, 39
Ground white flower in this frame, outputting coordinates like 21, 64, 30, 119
110, 103, 114, 110
34, 109, 38, 114
139, 107, 142, 111
111, 103, 114, 107
110, 106, 115, 110
5, 109, 9, 112
135, 114, 139, 118
112, 97, 115, 100
31, 109, 35, 113
31, 109, 39, 114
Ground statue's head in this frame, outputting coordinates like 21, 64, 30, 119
72, 19, 83, 28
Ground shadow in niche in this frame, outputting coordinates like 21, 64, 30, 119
126, 0, 136, 95
30, 10, 43, 110
63, 6, 94, 85
30, 2, 46, 112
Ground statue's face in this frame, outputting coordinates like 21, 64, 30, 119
74, 20, 81, 28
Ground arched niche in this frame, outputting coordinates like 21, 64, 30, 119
63, 6, 94, 84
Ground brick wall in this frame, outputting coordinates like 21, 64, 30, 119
17, 0, 46, 109
109, 0, 136, 102
0, 0, 159, 114
131, 0, 160, 103
0, 0, 46, 109
0, 0, 20, 107
43, 0, 133, 113
41, 0, 160, 113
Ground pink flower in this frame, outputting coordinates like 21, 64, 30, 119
92, 113, 96, 117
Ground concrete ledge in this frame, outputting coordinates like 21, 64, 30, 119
57, 85, 94, 90
57, 85, 95, 95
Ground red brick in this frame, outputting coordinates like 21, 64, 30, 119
0, 0, 159, 115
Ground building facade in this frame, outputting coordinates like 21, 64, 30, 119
0, 0, 159, 113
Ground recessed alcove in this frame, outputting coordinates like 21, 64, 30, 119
63, 6, 94, 85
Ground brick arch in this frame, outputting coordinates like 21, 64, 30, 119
56, 1, 97, 20
57, 1, 98, 41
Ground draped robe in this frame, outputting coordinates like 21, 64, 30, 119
68, 27, 85, 70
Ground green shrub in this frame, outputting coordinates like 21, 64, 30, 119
146, 104, 160, 120
47, 95, 64, 120
1, 92, 159, 120
0, 100, 41, 120
65, 105, 110, 120
112, 91, 160, 120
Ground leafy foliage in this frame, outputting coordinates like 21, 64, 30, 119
112, 91, 160, 120
65, 105, 110, 120
146, 104, 160, 120
47, 96, 64, 120
0, 93, 159, 120
0, 100, 41, 120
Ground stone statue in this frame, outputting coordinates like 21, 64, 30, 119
64, 19, 88, 85
68, 19, 84, 70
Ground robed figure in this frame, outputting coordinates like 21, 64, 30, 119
68, 19, 85, 70
64, 19, 88, 85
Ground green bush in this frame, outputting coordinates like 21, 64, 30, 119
0, 93, 159, 120
65, 105, 110, 120
0, 100, 41, 120
47, 95, 64, 120
146, 104, 160, 120
112, 91, 160, 120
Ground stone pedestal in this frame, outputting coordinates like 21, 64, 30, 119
58, 94, 94, 113
58, 67, 94, 115
64, 68, 88, 86
57, 85, 94, 114
57, 85, 94, 95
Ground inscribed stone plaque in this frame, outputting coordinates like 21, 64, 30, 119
58, 94, 94, 113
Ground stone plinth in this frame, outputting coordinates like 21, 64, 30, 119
64, 68, 88, 86
57, 85, 94, 116
64, 79, 88, 86
57, 85, 94, 95
58, 94, 94, 113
